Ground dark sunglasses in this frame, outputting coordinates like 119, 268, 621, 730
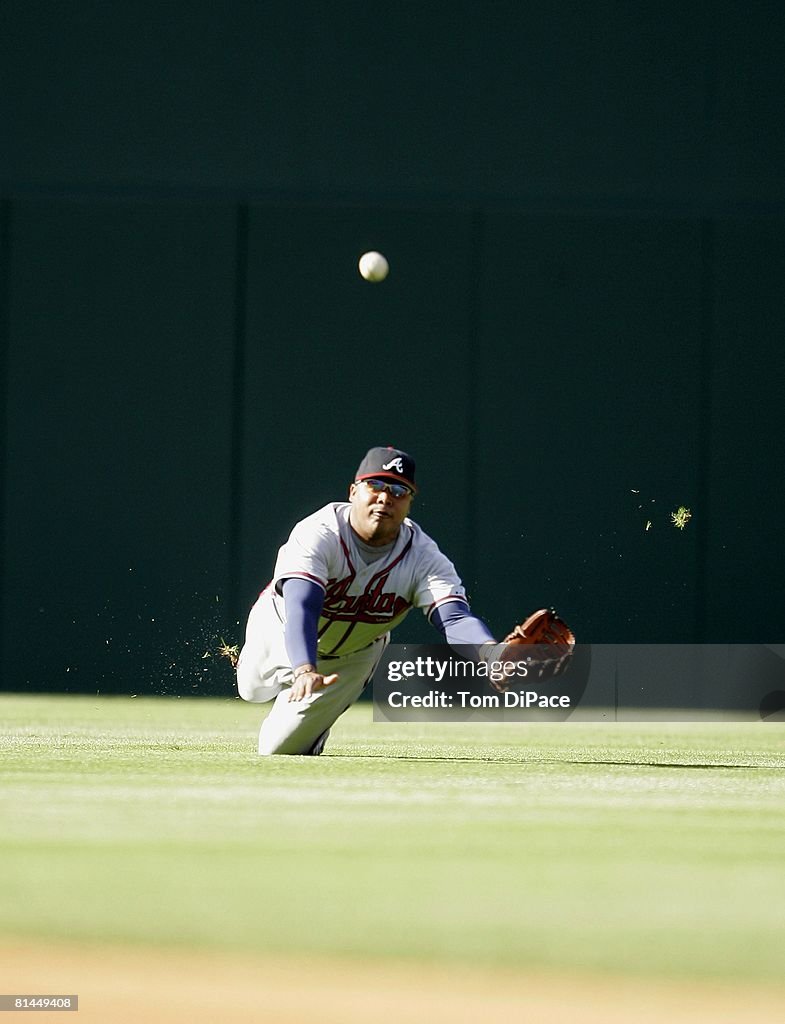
361, 478, 413, 499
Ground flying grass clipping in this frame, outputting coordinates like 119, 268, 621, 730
631, 490, 693, 532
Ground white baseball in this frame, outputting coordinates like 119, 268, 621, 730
358, 251, 389, 283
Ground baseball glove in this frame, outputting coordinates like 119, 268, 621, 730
491, 608, 575, 691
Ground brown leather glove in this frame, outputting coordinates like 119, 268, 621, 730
491, 608, 576, 690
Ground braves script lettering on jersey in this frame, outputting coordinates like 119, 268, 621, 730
271, 503, 466, 655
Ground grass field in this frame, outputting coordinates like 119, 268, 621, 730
1, 693, 784, 1022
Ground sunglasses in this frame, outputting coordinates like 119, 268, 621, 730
361, 478, 413, 499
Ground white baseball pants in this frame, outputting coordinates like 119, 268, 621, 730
236, 589, 388, 755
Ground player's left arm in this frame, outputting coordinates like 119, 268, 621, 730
412, 537, 495, 651
431, 600, 495, 649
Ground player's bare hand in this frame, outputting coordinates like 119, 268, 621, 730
288, 671, 339, 702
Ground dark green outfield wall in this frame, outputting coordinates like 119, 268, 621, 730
1, 4, 783, 695
3, 2, 784, 206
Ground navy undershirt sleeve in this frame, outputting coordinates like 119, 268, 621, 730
282, 577, 324, 669
431, 601, 495, 648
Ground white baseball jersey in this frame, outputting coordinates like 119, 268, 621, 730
268, 502, 467, 657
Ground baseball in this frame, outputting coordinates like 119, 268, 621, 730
358, 251, 389, 283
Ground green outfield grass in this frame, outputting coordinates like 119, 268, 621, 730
1, 694, 784, 985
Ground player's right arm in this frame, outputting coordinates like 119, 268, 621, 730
281, 578, 339, 701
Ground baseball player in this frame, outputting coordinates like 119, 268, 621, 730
236, 445, 497, 755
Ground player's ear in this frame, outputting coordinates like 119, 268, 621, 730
348, 482, 358, 500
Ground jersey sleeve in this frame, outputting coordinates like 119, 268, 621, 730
431, 601, 495, 645
272, 512, 335, 595
411, 537, 468, 620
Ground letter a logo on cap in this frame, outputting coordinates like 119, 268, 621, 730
355, 446, 417, 492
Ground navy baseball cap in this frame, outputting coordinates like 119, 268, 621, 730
355, 446, 417, 493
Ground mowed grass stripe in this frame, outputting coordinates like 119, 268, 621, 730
1, 694, 784, 985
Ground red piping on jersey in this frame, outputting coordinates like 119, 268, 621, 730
321, 621, 357, 655
338, 536, 356, 575
318, 536, 357, 642
426, 594, 469, 621
367, 526, 414, 585
319, 526, 415, 656
277, 571, 326, 594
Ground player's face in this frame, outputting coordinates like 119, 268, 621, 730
348, 478, 413, 546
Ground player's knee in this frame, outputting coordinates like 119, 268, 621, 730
237, 682, 262, 703
257, 734, 286, 755
237, 678, 261, 703
235, 654, 254, 701
257, 738, 302, 756
236, 658, 270, 703
258, 729, 329, 757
